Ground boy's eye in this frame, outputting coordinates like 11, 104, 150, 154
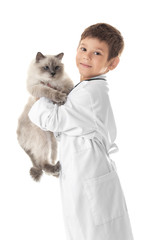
94, 52, 101, 55
80, 47, 86, 51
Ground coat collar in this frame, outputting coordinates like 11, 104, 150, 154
71, 74, 106, 92
86, 74, 106, 81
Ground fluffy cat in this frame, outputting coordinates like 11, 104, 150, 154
17, 52, 74, 181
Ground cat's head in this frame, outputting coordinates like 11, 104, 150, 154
35, 52, 64, 81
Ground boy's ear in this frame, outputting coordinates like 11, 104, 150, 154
108, 57, 120, 71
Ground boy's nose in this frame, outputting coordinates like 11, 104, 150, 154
83, 52, 91, 60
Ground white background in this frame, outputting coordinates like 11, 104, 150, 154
0, 0, 158, 239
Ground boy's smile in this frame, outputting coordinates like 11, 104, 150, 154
76, 37, 114, 82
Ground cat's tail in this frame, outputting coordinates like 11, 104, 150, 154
30, 167, 43, 182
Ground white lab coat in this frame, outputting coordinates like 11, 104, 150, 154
29, 75, 134, 240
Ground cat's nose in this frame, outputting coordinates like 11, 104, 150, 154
51, 72, 56, 76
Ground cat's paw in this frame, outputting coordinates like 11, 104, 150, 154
30, 167, 43, 182
54, 92, 67, 104
54, 161, 61, 172
43, 161, 61, 176
52, 161, 61, 177
53, 172, 60, 178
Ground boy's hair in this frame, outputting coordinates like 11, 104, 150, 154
81, 23, 124, 61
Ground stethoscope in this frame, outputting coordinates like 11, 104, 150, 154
69, 77, 106, 94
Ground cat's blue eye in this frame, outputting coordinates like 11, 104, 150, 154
55, 66, 60, 70
44, 66, 49, 70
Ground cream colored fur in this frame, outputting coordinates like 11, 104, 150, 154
17, 52, 74, 181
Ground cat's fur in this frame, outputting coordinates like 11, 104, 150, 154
17, 52, 74, 181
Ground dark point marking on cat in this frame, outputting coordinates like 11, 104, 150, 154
30, 167, 43, 182
55, 52, 64, 60
43, 161, 61, 174
36, 52, 46, 63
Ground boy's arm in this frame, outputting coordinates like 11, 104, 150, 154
28, 89, 97, 139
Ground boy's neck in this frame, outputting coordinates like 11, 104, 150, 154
80, 74, 106, 82
80, 76, 90, 82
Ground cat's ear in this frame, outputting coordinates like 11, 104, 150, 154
55, 53, 64, 60
36, 52, 46, 62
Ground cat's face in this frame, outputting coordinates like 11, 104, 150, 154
35, 52, 64, 82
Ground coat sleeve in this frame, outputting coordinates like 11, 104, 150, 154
28, 88, 97, 138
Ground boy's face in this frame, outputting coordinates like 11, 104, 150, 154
76, 37, 116, 81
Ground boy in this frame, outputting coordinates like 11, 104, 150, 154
29, 23, 134, 240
